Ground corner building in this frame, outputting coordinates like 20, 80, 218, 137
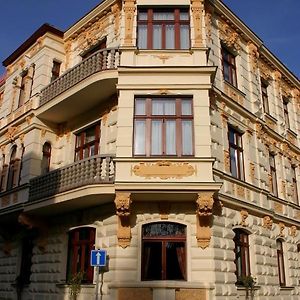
0, 1, 300, 299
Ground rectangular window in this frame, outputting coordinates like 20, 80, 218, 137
222, 47, 237, 87
81, 39, 107, 60
261, 79, 269, 114
292, 166, 298, 204
269, 153, 278, 197
134, 97, 193, 156
228, 126, 244, 180
51, 61, 61, 82
137, 8, 190, 50
283, 98, 290, 128
234, 229, 250, 284
75, 123, 100, 161
67, 227, 95, 283
277, 240, 286, 286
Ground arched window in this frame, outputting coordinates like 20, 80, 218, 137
7, 146, 17, 190
41, 142, 51, 175
233, 229, 250, 284
66, 227, 95, 283
141, 222, 186, 280
276, 239, 286, 286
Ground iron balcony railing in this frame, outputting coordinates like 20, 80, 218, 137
39, 48, 120, 106
28, 155, 115, 202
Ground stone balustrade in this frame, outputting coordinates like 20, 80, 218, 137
39, 48, 120, 106
28, 155, 115, 202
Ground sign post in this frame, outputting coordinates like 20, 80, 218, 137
91, 250, 107, 300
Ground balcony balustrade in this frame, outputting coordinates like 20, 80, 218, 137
39, 48, 120, 106
29, 155, 115, 202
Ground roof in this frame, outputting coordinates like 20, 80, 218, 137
2, 23, 64, 67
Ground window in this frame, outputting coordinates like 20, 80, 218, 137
75, 123, 100, 161
233, 229, 250, 284
134, 97, 193, 156
141, 222, 186, 280
222, 47, 237, 87
7, 146, 17, 190
137, 8, 190, 50
292, 166, 298, 204
276, 239, 286, 286
283, 98, 290, 128
67, 227, 95, 283
41, 142, 51, 175
261, 79, 269, 114
19, 235, 34, 286
18, 71, 27, 108
228, 126, 244, 180
51, 61, 61, 82
0, 154, 5, 192
269, 153, 278, 197
81, 39, 106, 60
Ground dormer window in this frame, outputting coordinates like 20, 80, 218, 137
137, 8, 190, 50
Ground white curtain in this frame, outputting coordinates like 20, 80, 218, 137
135, 99, 145, 115
134, 120, 146, 155
138, 25, 147, 49
164, 100, 175, 115
166, 120, 176, 155
153, 25, 162, 49
151, 121, 162, 155
182, 120, 192, 155
166, 25, 175, 49
152, 100, 164, 115
180, 25, 189, 49
181, 100, 192, 115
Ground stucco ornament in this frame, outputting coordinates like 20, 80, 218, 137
248, 42, 259, 70
263, 215, 273, 230
278, 222, 285, 237
219, 20, 240, 51
5, 126, 20, 142
115, 193, 132, 248
196, 191, 216, 249
123, 0, 136, 46
191, 0, 204, 47
290, 225, 297, 237
240, 210, 248, 226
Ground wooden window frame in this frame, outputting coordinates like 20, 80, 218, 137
137, 8, 190, 50
261, 79, 269, 114
276, 239, 286, 287
74, 123, 100, 161
141, 222, 186, 281
67, 227, 96, 283
41, 142, 51, 174
7, 146, 17, 190
283, 98, 290, 129
228, 126, 244, 180
133, 97, 194, 157
222, 46, 237, 87
234, 229, 250, 285
269, 153, 278, 197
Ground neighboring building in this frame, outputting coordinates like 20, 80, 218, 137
0, 0, 300, 299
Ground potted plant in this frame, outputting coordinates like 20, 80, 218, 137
68, 271, 84, 300
241, 275, 256, 300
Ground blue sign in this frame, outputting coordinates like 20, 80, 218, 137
90, 249, 107, 267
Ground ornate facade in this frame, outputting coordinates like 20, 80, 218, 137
0, 0, 299, 299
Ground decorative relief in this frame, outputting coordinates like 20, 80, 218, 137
278, 222, 285, 237
115, 193, 132, 248
123, 0, 136, 46
191, 0, 204, 47
263, 215, 273, 230
224, 150, 230, 172
240, 210, 248, 226
111, 1, 121, 37
152, 54, 172, 63
176, 289, 207, 300
196, 191, 215, 249
41, 129, 47, 138
132, 161, 196, 179
64, 40, 72, 69
237, 185, 245, 198
219, 20, 240, 51
274, 202, 283, 214
248, 42, 259, 70
273, 70, 282, 92
18, 134, 25, 144
25, 115, 32, 125
223, 82, 244, 105
205, 5, 213, 42
249, 162, 255, 182
281, 181, 286, 198
221, 112, 228, 128
290, 225, 297, 237
5, 126, 20, 142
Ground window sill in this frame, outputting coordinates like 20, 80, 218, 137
236, 285, 260, 291
223, 81, 246, 105
279, 286, 294, 291
135, 49, 194, 55
56, 283, 95, 289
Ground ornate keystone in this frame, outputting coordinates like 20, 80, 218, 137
263, 216, 273, 230
240, 210, 249, 226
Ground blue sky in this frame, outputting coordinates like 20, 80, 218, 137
0, 0, 299, 79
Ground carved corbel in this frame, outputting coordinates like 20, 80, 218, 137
114, 193, 132, 248
196, 191, 215, 249
290, 225, 297, 237
18, 213, 48, 252
278, 222, 285, 237
248, 42, 259, 71
123, 0, 136, 46
191, 0, 204, 47
240, 210, 248, 226
263, 215, 273, 230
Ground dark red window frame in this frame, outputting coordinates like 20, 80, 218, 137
7, 146, 17, 190
234, 229, 250, 284
222, 47, 237, 87
133, 97, 194, 157
276, 239, 286, 287
75, 123, 100, 161
41, 142, 51, 174
292, 166, 298, 204
137, 8, 190, 50
141, 222, 186, 281
51, 61, 61, 82
228, 126, 244, 180
261, 79, 269, 114
269, 153, 278, 197
67, 227, 96, 283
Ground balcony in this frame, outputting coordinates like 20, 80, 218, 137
37, 48, 120, 123
27, 155, 115, 212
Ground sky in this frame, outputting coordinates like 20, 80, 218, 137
0, 0, 299, 79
